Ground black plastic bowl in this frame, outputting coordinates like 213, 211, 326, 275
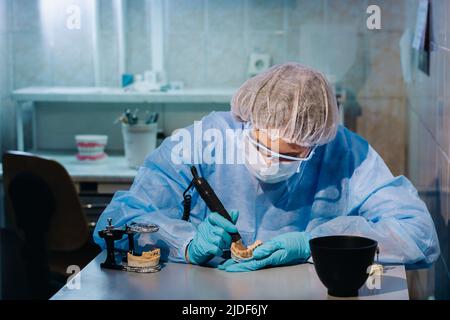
309, 235, 378, 297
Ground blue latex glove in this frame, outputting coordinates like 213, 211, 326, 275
218, 231, 310, 272
187, 210, 239, 265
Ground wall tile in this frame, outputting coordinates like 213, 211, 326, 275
324, 0, 368, 32
368, 0, 406, 33
247, 0, 284, 32
167, 0, 205, 33
206, 31, 246, 87
415, 92, 438, 143
408, 109, 420, 184
0, 34, 11, 97
430, 0, 447, 48
435, 148, 450, 300
19, 0, 98, 87
99, 0, 116, 31
127, 40, 152, 76
322, 27, 366, 85
418, 116, 438, 190
51, 28, 95, 86
445, 0, 450, 50
127, 0, 152, 75
207, 0, 244, 34
296, 25, 328, 74
408, 65, 433, 102
247, 31, 285, 67
408, 107, 438, 192
286, 0, 324, 29
437, 48, 450, 157
403, 0, 420, 32
0, 0, 11, 157
162, 103, 229, 136
357, 31, 406, 99
356, 97, 407, 176
34, 102, 228, 151
285, 29, 300, 62
99, 28, 119, 87
295, 24, 369, 87
35, 103, 150, 151
12, 32, 52, 88
0, 97, 16, 152
425, 46, 442, 142
28, 0, 94, 36
98, 0, 119, 86
165, 32, 206, 88
437, 150, 449, 266
0, 0, 9, 35
12, 0, 40, 32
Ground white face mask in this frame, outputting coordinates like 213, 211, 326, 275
245, 156, 302, 183
241, 129, 315, 184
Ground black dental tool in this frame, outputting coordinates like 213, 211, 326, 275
186, 166, 242, 244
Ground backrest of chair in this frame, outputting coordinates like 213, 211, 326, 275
2, 151, 89, 251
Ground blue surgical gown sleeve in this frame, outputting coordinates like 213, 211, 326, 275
93, 134, 202, 263
307, 146, 440, 268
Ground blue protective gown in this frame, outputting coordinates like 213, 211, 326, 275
94, 111, 440, 268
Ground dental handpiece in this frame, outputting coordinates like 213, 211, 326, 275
190, 166, 242, 243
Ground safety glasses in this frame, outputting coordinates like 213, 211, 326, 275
244, 129, 316, 162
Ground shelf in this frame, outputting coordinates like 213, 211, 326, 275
11, 87, 236, 104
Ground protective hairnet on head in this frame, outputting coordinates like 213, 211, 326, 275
231, 63, 339, 147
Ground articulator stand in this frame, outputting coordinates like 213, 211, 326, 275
98, 218, 161, 273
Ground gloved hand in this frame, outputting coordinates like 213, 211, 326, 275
187, 210, 239, 265
218, 231, 310, 272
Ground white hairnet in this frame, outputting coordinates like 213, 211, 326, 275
231, 63, 339, 147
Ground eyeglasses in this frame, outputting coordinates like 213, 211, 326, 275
244, 130, 316, 162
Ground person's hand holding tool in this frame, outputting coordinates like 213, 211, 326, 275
219, 231, 310, 272
186, 210, 239, 265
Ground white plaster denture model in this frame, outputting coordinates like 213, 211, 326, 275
127, 248, 161, 268
231, 240, 263, 262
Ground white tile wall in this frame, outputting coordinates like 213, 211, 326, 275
5, 0, 407, 93
0, 0, 9, 35
167, 0, 205, 33
96, 0, 121, 87
126, 0, 152, 75
406, 0, 450, 299
207, 0, 244, 34
11, 0, 41, 32
0, 0, 13, 155
247, 0, 284, 32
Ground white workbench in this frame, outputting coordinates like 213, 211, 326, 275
51, 251, 409, 300
0, 152, 137, 193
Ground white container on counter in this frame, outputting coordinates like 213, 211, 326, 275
122, 122, 157, 169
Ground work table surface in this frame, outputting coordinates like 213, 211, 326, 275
52, 251, 409, 300
0, 152, 137, 183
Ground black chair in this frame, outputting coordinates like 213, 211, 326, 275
0, 228, 30, 299
2, 151, 101, 299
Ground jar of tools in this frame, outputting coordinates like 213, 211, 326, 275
118, 109, 159, 169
